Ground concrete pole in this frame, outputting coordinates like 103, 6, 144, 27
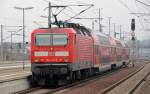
99, 8, 101, 32
92, 21, 94, 30
113, 23, 116, 38
1, 25, 3, 63
122, 31, 125, 40
119, 25, 122, 39
132, 38, 136, 67
48, 2, 52, 28
23, 8, 25, 70
10, 31, 13, 61
108, 17, 111, 36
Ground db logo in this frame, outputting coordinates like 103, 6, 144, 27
50, 48, 53, 50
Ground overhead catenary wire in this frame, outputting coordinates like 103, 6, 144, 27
49, 2, 88, 18
49, 0, 81, 4
55, 7, 66, 16
134, 0, 150, 13
3, 28, 24, 41
117, 0, 147, 32
42, 1, 79, 19
54, 0, 94, 18
134, 0, 148, 33
0, 17, 35, 25
33, 21, 45, 28
42, 0, 94, 24
116, 0, 150, 42
46, 0, 89, 5
44, 2, 77, 16
135, 0, 150, 8
73, 0, 88, 4
117, 0, 135, 13
41, 3, 73, 21
61, 11, 72, 18
65, 4, 94, 22
3, 34, 29, 41
137, 16, 147, 31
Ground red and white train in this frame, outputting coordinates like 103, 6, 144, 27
31, 23, 130, 85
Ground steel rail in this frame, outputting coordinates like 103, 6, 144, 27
98, 64, 146, 94
13, 63, 147, 94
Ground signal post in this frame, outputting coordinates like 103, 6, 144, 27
131, 19, 136, 67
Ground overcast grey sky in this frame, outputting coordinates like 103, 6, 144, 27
0, 0, 150, 43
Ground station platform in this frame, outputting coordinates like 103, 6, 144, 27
0, 68, 31, 94
0, 61, 31, 82
0, 61, 30, 67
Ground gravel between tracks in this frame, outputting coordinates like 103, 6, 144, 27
53, 63, 145, 94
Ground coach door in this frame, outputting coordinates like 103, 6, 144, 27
110, 47, 116, 64
94, 45, 100, 67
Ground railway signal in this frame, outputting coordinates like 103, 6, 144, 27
131, 19, 135, 31
131, 19, 135, 40
131, 18, 136, 67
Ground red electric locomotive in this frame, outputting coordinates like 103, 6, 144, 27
31, 22, 130, 85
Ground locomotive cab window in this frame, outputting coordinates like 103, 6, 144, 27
35, 34, 51, 46
35, 34, 68, 46
53, 34, 68, 45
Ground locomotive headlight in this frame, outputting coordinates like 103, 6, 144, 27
34, 51, 48, 56
34, 58, 39, 62
64, 58, 68, 62
55, 51, 69, 56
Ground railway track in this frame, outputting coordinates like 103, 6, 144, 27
98, 63, 150, 94
12, 65, 133, 94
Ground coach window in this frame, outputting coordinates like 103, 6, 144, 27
74, 35, 77, 45
110, 47, 113, 54
116, 41, 122, 47
99, 36, 109, 45
95, 45, 99, 54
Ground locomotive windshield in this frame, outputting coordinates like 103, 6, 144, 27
35, 34, 68, 46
